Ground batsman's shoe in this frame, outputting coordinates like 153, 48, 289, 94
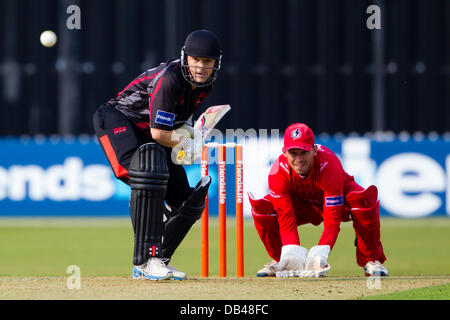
256, 260, 277, 277
364, 260, 388, 277
132, 258, 174, 280
166, 263, 187, 280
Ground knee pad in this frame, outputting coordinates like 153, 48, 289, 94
248, 192, 275, 215
129, 143, 169, 265
248, 193, 284, 261
348, 186, 381, 250
346, 185, 378, 209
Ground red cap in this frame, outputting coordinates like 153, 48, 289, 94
282, 123, 315, 152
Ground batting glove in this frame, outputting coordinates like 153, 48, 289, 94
172, 126, 203, 165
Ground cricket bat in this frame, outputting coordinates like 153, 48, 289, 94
176, 104, 231, 162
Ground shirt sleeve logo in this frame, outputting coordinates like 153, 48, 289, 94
325, 195, 344, 207
155, 110, 175, 126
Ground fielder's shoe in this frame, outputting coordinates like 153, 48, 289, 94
364, 260, 389, 277
132, 258, 174, 280
166, 264, 187, 280
256, 260, 277, 277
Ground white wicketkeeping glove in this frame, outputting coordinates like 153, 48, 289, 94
171, 124, 203, 165
274, 245, 308, 277
299, 245, 331, 278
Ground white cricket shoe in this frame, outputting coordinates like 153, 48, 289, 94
364, 260, 389, 277
166, 264, 187, 280
256, 260, 277, 277
132, 258, 173, 280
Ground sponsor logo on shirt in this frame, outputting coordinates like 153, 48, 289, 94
113, 126, 127, 135
280, 161, 290, 174
325, 195, 344, 207
269, 190, 282, 199
155, 110, 175, 126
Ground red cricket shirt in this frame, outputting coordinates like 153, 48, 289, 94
268, 145, 359, 249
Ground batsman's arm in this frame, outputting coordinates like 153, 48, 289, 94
150, 127, 184, 148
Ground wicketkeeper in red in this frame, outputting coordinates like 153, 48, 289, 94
248, 123, 388, 277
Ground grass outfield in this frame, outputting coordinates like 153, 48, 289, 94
361, 283, 450, 300
0, 217, 449, 299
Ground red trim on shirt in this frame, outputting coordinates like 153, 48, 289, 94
149, 75, 164, 123
117, 70, 162, 98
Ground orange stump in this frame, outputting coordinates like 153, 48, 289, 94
218, 145, 227, 278
235, 144, 244, 277
200, 146, 209, 278
200, 143, 244, 278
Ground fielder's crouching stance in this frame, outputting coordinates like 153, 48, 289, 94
249, 123, 388, 278
92, 29, 222, 280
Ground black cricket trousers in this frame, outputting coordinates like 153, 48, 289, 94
92, 104, 192, 208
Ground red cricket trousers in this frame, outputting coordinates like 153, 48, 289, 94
250, 185, 386, 267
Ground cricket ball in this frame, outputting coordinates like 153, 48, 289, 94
40, 30, 57, 48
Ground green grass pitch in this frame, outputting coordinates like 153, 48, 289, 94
0, 217, 449, 299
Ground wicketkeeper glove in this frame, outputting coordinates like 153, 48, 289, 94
274, 245, 308, 277
299, 245, 331, 278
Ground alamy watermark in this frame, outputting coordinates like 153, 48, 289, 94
66, 5, 81, 30
66, 265, 81, 289
366, 5, 381, 30
366, 276, 382, 290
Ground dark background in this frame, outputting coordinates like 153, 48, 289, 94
1, 0, 449, 136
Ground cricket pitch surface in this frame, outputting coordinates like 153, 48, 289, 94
1, 276, 449, 300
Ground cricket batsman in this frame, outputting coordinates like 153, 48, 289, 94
92, 29, 223, 280
249, 123, 388, 278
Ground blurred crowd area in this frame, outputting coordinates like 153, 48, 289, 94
0, 0, 449, 136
